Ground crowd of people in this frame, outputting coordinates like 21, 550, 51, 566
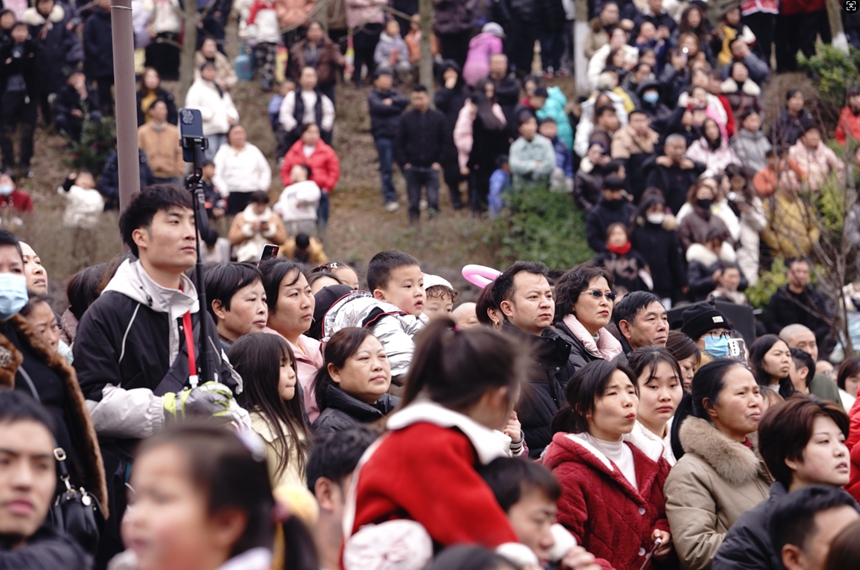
4, 0, 860, 570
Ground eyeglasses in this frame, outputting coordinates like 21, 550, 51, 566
582, 289, 617, 301
703, 330, 734, 340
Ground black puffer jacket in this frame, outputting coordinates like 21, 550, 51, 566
313, 384, 400, 435
712, 482, 788, 570
631, 219, 687, 301
504, 323, 571, 459
553, 320, 604, 379
0, 524, 91, 569
395, 108, 447, 167
585, 197, 637, 253
368, 87, 409, 140
433, 0, 476, 34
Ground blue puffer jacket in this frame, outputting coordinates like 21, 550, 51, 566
537, 87, 573, 150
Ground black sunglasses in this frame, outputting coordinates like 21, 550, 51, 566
582, 289, 617, 301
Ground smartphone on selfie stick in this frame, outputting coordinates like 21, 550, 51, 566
179, 108, 216, 389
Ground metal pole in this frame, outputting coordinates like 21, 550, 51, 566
111, 0, 141, 216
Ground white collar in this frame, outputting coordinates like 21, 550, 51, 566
215, 548, 272, 570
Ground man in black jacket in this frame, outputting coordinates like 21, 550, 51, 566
395, 85, 447, 223
0, 22, 38, 175
585, 174, 636, 253
493, 261, 571, 458
488, 54, 522, 128
367, 68, 408, 212
765, 258, 832, 351
54, 70, 102, 142
0, 391, 90, 569
644, 134, 705, 215
73, 185, 244, 566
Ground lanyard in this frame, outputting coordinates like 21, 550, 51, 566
182, 311, 199, 389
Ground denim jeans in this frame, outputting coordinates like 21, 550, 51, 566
205, 133, 227, 161
375, 138, 397, 203
317, 191, 330, 229
403, 166, 439, 222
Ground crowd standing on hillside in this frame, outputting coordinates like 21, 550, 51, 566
4, 1, 860, 570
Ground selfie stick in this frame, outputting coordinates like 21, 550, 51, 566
179, 109, 215, 389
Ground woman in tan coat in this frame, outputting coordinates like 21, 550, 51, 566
665, 359, 772, 570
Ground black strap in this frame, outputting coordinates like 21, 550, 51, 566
18, 365, 40, 402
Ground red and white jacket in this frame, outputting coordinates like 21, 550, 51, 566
740, 0, 778, 16
344, 401, 537, 565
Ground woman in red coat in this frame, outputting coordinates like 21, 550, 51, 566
280, 123, 340, 228
344, 318, 539, 567
543, 359, 674, 570
836, 87, 860, 146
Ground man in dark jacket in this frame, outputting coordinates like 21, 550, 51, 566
764, 259, 832, 350
488, 54, 522, 128
395, 85, 447, 223
367, 68, 408, 211
497, 0, 537, 77
585, 174, 636, 253
644, 134, 705, 215
0, 392, 90, 569
73, 185, 243, 567
54, 70, 102, 142
612, 291, 668, 355
82, 0, 114, 115
97, 145, 156, 210
769, 89, 815, 149
434, 60, 470, 209
433, 0, 475, 68
713, 396, 852, 570
493, 261, 571, 458
0, 22, 38, 175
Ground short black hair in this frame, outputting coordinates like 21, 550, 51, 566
0, 390, 55, 434
789, 348, 816, 386
595, 104, 617, 119
769, 485, 858, 557
366, 250, 420, 293
295, 233, 310, 250
479, 457, 561, 512
613, 291, 662, 327
628, 109, 649, 120
204, 263, 263, 320
119, 184, 193, 257
491, 261, 548, 308
249, 191, 269, 204
0, 229, 22, 260
495, 154, 509, 169
306, 427, 379, 492
147, 98, 168, 113
67, 263, 108, 321
412, 84, 428, 93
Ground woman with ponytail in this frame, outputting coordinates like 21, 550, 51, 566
664, 359, 771, 570
748, 334, 795, 400
345, 318, 539, 565
543, 360, 674, 570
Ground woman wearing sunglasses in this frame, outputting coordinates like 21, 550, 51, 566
552, 262, 625, 378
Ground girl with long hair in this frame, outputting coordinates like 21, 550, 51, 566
665, 330, 701, 392
628, 347, 684, 464
749, 334, 794, 400
229, 333, 311, 487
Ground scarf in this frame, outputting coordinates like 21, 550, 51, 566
607, 241, 631, 255
562, 313, 624, 361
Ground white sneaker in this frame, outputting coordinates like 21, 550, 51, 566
420, 199, 428, 210
385, 201, 399, 212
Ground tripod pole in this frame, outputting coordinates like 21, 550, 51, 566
187, 141, 217, 389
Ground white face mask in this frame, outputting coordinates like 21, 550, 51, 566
0, 185, 13, 196
646, 213, 665, 225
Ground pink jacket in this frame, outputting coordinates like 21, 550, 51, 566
787, 140, 845, 191
462, 33, 503, 87
685, 137, 741, 173
345, 0, 386, 29
453, 99, 507, 170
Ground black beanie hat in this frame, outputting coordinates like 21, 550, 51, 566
680, 302, 731, 340
308, 285, 354, 340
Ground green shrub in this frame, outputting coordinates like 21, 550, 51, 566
798, 45, 860, 121
64, 118, 115, 175
489, 185, 594, 270
747, 258, 788, 312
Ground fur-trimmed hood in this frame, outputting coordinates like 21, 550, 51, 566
678, 416, 762, 487
22, 4, 65, 25
720, 77, 762, 97
0, 315, 108, 516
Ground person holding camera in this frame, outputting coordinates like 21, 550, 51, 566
73, 185, 245, 567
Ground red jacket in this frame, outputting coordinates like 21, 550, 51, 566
715, 94, 736, 139
281, 139, 341, 193
845, 398, 860, 501
543, 432, 672, 570
350, 422, 519, 549
836, 107, 860, 146
0, 190, 33, 213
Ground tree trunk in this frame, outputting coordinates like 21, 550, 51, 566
419, 0, 435, 101
179, 1, 198, 106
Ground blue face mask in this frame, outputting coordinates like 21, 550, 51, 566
0, 273, 28, 321
642, 91, 659, 104
704, 335, 730, 359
